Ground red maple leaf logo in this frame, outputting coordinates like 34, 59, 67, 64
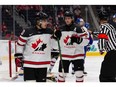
32, 39, 43, 49
64, 35, 70, 44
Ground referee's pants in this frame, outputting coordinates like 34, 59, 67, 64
99, 50, 116, 82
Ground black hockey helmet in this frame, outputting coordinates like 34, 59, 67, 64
34, 12, 48, 26
64, 11, 74, 18
35, 12, 48, 22
98, 11, 109, 20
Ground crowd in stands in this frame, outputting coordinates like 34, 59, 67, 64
2, 5, 116, 40
1, 6, 21, 40
96, 5, 116, 19
15, 5, 82, 28
0, 5, 90, 40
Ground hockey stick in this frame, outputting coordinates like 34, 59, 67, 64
57, 38, 65, 80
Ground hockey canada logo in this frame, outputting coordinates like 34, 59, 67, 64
64, 35, 73, 45
31, 39, 47, 51
35, 43, 47, 51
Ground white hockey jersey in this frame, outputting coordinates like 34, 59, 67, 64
16, 27, 53, 68
60, 24, 89, 60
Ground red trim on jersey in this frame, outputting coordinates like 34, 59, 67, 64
62, 54, 84, 58
79, 33, 87, 37
19, 36, 27, 43
17, 42, 25, 46
24, 60, 50, 65
98, 34, 108, 40
72, 33, 87, 38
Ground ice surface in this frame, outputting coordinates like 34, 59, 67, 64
0, 56, 104, 82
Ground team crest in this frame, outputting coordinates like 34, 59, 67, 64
31, 38, 47, 52
64, 35, 72, 45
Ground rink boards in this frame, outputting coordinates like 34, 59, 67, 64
86, 40, 106, 56
0, 40, 15, 60
0, 40, 105, 61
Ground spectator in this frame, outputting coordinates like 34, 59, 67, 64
2, 22, 7, 32
73, 6, 82, 21
1, 22, 7, 37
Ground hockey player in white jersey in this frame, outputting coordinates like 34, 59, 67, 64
14, 12, 61, 82
57, 11, 89, 82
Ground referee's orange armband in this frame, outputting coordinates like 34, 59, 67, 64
98, 33, 108, 40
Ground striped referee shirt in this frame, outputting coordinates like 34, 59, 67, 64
98, 23, 116, 52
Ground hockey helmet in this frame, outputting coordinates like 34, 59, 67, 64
35, 12, 48, 25
76, 18, 84, 24
98, 11, 109, 20
35, 12, 48, 21
64, 11, 74, 18
84, 22, 90, 29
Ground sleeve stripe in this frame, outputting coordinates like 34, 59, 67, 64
19, 36, 27, 43
73, 33, 88, 38
79, 33, 88, 37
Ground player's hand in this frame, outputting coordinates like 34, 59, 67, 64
54, 29, 62, 40
14, 53, 23, 67
71, 35, 77, 43
71, 34, 83, 44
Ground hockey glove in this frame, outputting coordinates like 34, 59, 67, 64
14, 53, 23, 67
54, 29, 62, 40
71, 35, 83, 44
51, 51, 59, 58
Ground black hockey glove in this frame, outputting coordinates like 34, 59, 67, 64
14, 53, 23, 67
71, 35, 83, 44
54, 30, 62, 40
51, 50, 59, 58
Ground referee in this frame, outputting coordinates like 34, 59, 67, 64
98, 11, 116, 82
